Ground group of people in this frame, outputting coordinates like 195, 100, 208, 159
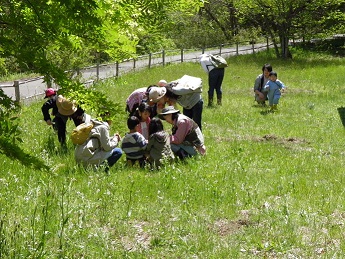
41, 56, 285, 171
121, 75, 207, 169
41, 74, 208, 171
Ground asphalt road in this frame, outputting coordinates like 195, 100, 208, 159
0, 42, 271, 102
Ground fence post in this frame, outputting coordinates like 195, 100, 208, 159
181, 49, 184, 63
219, 44, 223, 55
236, 42, 239, 55
115, 61, 119, 77
252, 41, 255, 54
202, 48, 205, 54
148, 53, 152, 69
266, 37, 269, 51
96, 52, 100, 81
14, 80, 20, 102
162, 50, 165, 66
133, 59, 136, 70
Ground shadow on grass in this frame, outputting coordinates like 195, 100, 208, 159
260, 110, 273, 115
43, 129, 71, 156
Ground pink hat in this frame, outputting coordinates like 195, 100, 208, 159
44, 88, 57, 98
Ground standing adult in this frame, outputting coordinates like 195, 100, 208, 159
199, 54, 225, 106
41, 90, 84, 145
159, 106, 206, 159
254, 63, 273, 106
162, 75, 204, 131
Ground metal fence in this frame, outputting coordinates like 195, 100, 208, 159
0, 40, 272, 103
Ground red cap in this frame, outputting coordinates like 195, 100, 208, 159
44, 88, 56, 98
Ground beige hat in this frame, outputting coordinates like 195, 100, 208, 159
149, 86, 166, 102
56, 95, 77, 116
158, 79, 167, 87
158, 106, 180, 120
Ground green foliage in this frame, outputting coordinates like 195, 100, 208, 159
234, 0, 345, 58
164, 11, 229, 49
0, 89, 48, 170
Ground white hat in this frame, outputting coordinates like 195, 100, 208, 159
158, 79, 167, 86
158, 106, 180, 120
149, 86, 166, 102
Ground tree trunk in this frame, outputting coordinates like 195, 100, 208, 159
280, 35, 292, 59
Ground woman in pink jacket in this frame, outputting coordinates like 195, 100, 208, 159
159, 106, 206, 159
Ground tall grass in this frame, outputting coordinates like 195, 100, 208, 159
1, 49, 345, 258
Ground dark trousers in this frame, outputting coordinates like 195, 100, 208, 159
53, 114, 84, 145
208, 68, 224, 98
183, 98, 203, 131
107, 148, 123, 167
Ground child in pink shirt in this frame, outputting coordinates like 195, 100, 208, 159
133, 102, 151, 140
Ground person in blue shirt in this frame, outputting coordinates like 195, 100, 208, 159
263, 71, 285, 111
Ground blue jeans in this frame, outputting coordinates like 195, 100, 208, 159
107, 148, 123, 167
183, 98, 203, 131
171, 144, 197, 157
208, 68, 224, 98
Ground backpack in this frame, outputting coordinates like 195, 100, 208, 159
175, 75, 202, 92
70, 122, 94, 145
210, 54, 228, 68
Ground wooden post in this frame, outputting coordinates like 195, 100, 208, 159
133, 59, 136, 70
236, 42, 239, 55
252, 41, 255, 54
14, 80, 20, 102
162, 50, 165, 66
96, 52, 100, 81
266, 37, 269, 51
220, 44, 223, 55
115, 61, 119, 77
181, 49, 184, 63
148, 53, 152, 69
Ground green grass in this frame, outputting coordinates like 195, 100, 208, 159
0, 72, 41, 83
2, 49, 345, 258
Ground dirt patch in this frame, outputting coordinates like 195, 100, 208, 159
121, 221, 151, 251
212, 211, 252, 237
258, 134, 310, 145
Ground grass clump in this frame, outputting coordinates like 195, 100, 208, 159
1, 49, 345, 258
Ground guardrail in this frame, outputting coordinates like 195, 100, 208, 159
0, 40, 272, 103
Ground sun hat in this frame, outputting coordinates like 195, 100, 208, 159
158, 106, 180, 120
44, 88, 57, 98
158, 79, 167, 87
149, 86, 166, 102
56, 95, 77, 116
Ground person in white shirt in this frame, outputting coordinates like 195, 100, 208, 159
199, 54, 225, 106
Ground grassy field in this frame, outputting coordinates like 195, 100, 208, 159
2, 49, 345, 258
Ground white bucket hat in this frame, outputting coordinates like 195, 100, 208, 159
149, 86, 166, 102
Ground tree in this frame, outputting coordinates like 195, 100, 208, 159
234, 0, 345, 58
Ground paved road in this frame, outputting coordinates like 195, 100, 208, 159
0, 42, 271, 102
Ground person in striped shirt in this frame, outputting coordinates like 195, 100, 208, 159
121, 116, 148, 167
